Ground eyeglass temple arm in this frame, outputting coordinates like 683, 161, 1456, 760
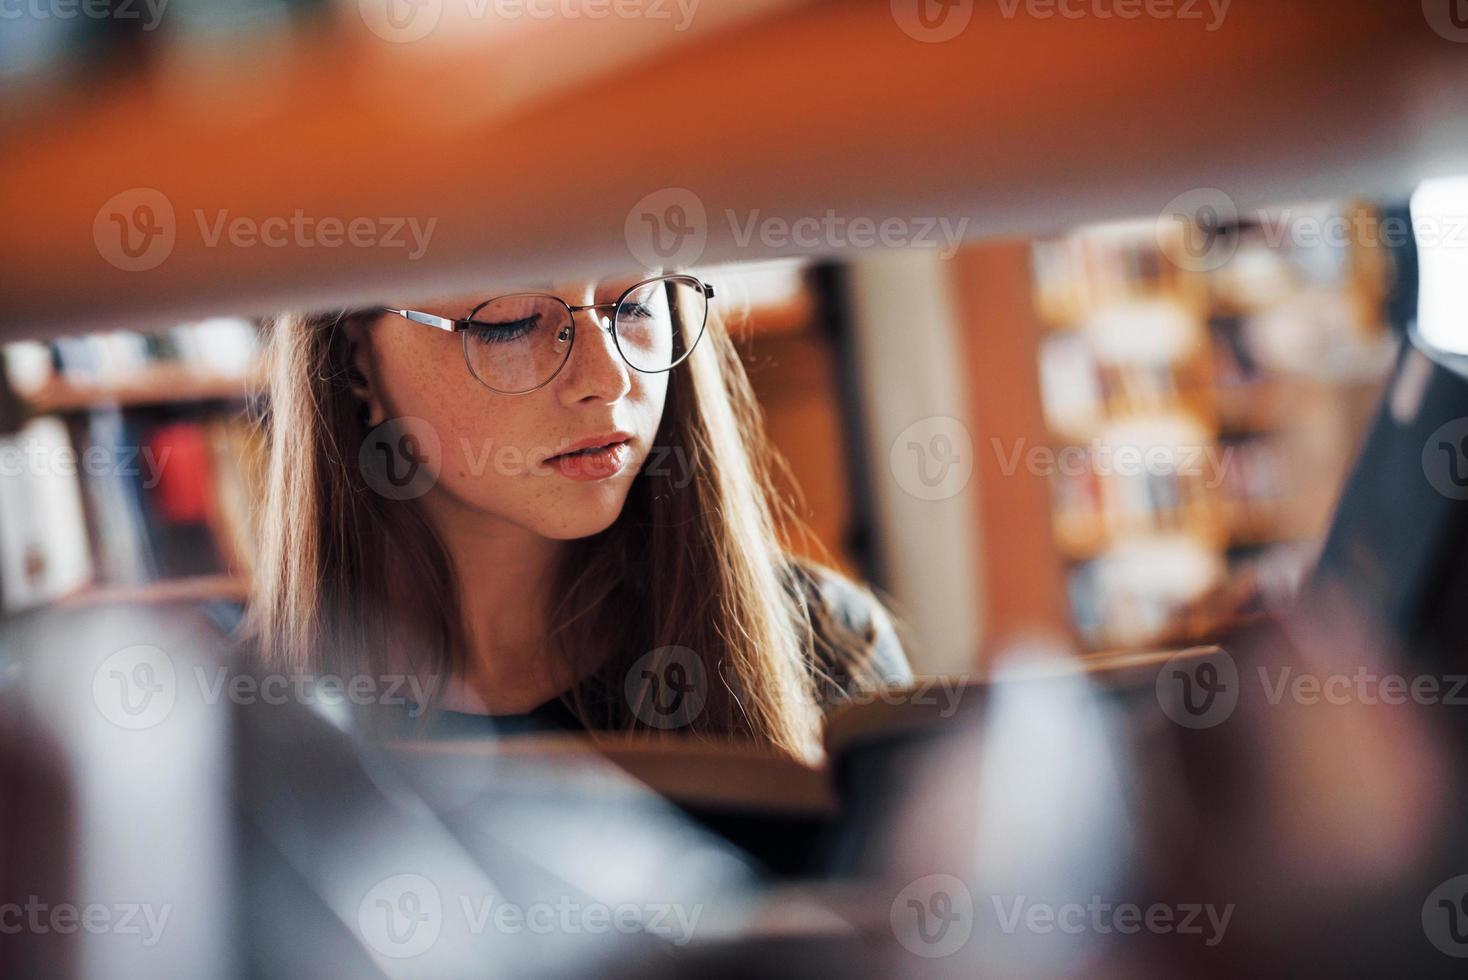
380, 307, 459, 332
380, 281, 713, 330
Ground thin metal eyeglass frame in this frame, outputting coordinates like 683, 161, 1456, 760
379, 273, 716, 395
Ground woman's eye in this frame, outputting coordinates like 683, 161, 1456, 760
465, 316, 538, 344
620, 303, 656, 319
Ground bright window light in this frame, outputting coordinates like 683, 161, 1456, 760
1411, 175, 1468, 355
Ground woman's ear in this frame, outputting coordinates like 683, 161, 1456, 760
342, 318, 386, 429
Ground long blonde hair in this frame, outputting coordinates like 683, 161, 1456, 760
246, 302, 878, 763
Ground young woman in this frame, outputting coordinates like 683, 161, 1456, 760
246, 271, 911, 763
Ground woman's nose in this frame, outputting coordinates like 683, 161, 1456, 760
557, 307, 631, 404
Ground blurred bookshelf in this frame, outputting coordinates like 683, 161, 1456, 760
0, 319, 264, 613
1030, 202, 1398, 654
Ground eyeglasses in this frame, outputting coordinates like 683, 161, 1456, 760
380, 273, 715, 395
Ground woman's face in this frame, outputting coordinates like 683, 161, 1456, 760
355, 275, 671, 540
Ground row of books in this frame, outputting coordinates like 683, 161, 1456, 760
1214, 434, 1291, 510
1038, 332, 1201, 436
3, 318, 260, 395
0, 406, 263, 612
1065, 535, 1227, 651
1050, 452, 1215, 545
1031, 225, 1179, 327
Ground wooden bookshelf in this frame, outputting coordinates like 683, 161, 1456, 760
1026, 202, 1396, 654
22, 363, 264, 415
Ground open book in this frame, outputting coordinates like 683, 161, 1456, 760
389, 648, 1203, 821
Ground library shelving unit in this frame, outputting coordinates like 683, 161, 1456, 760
0, 320, 265, 612
1030, 202, 1398, 654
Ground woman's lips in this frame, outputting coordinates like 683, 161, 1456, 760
546, 439, 632, 481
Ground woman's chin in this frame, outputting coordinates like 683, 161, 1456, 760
535, 499, 624, 540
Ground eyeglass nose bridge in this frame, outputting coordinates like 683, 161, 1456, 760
564, 300, 618, 332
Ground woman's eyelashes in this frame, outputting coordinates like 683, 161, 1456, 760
464, 314, 539, 345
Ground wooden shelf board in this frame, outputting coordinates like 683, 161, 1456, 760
57, 574, 250, 608
22, 365, 264, 414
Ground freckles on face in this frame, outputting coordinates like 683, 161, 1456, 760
365, 300, 671, 540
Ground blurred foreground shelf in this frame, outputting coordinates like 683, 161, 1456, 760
57, 574, 250, 608
2, 0, 1467, 337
